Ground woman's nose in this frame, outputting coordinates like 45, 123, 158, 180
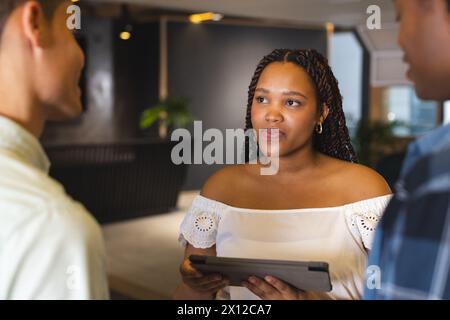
265, 106, 283, 123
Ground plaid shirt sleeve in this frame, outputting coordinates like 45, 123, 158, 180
365, 146, 450, 300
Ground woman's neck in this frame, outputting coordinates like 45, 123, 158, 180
259, 144, 321, 178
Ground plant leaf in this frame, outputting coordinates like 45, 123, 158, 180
140, 106, 165, 129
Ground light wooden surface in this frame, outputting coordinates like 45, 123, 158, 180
103, 191, 199, 299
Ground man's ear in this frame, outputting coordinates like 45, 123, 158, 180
320, 103, 330, 122
21, 1, 48, 49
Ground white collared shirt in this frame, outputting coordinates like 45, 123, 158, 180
0, 116, 109, 300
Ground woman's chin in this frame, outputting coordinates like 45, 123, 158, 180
259, 146, 286, 158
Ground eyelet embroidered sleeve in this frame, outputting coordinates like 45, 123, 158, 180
344, 195, 393, 251
178, 195, 227, 249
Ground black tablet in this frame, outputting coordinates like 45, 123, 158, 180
189, 255, 332, 292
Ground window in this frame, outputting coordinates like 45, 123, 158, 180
381, 86, 438, 137
443, 101, 450, 124
330, 32, 363, 138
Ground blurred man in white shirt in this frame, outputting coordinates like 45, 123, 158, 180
0, 0, 109, 299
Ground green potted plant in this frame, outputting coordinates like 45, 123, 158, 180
353, 119, 398, 167
140, 96, 194, 139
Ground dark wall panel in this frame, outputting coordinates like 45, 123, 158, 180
113, 22, 160, 140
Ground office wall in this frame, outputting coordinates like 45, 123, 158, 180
41, 18, 160, 145
167, 21, 327, 190
113, 21, 160, 140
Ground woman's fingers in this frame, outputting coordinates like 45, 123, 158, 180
191, 274, 224, 286
186, 277, 229, 292
242, 280, 266, 298
242, 276, 304, 300
265, 276, 291, 293
243, 276, 278, 299
265, 276, 304, 299
180, 259, 228, 291
180, 258, 202, 277
200, 279, 230, 292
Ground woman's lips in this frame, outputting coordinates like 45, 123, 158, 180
261, 128, 285, 140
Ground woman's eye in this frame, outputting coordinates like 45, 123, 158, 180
286, 99, 300, 107
255, 96, 267, 104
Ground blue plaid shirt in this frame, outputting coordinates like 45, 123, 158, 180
401, 124, 450, 177
365, 124, 450, 299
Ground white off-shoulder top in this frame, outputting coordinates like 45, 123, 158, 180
179, 194, 392, 300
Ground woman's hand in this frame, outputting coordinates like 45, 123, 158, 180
180, 258, 229, 295
242, 276, 307, 300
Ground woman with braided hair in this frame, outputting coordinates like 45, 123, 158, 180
244, 49, 358, 163
175, 49, 392, 300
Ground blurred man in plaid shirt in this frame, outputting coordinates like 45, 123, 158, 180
366, 0, 450, 300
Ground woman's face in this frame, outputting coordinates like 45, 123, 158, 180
251, 62, 327, 157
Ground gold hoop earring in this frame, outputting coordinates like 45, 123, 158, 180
316, 122, 323, 134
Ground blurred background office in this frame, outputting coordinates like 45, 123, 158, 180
43, 0, 449, 299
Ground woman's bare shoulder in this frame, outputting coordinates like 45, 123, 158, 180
321, 156, 392, 203
200, 164, 254, 204
341, 161, 392, 201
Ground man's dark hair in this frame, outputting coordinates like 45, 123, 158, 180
0, 0, 64, 39
447, 0, 450, 10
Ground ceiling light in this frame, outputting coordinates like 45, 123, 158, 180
189, 12, 224, 24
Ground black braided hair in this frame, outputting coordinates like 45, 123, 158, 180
244, 48, 358, 163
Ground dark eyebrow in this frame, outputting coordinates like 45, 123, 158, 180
255, 88, 270, 94
255, 88, 307, 99
282, 91, 308, 99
